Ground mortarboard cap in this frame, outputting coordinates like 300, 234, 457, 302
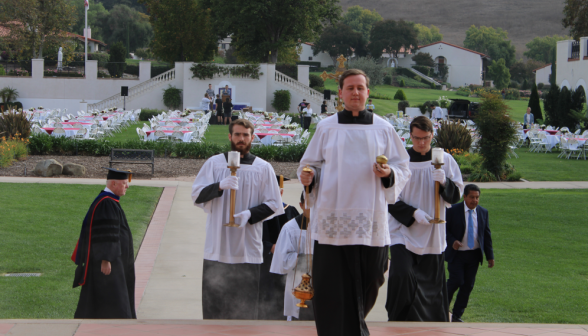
276, 175, 290, 188
103, 167, 133, 182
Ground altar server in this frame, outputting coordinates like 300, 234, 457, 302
191, 119, 284, 319
298, 69, 411, 336
270, 191, 314, 321
72, 168, 136, 319
386, 116, 464, 322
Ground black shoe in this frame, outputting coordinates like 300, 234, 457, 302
451, 316, 464, 322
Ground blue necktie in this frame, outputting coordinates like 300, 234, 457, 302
467, 209, 475, 249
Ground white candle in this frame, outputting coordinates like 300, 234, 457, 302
432, 148, 444, 164
228, 151, 240, 167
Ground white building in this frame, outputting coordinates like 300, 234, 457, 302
533, 64, 552, 85
556, 37, 588, 95
66, 30, 107, 53
218, 37, 232, 54
299, 42, 334, 68
395, 41, 490, 88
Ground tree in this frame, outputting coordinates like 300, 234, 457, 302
550, 47, 557, 86
412, 52, 434, 67
558, 86, 573, 128
463, 25, 515, 67
0, 0, 77, 59
414, 23, 443, 45
341, 5, 382, 42
543, 83, 560, 125
524, 35, 570, 63
100, 5, 153, 52
69, 0, 109, 42
528, 83, 544, 121
107, 41, 127, 77
509, 59, 546, 84
347, 56, 385, 86
140, 0, 217, 63
204, 0, 341, 63
98, 0, 146, 13
369, 20, 418, 59
277, 45, 302, 65
313, 23, 366, 64
562, 0, 588, 40
488, 59, 511, 90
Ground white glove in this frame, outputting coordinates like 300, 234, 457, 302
414, 209, 433, 225
233, 210, 252, 228
431, 168, 446, 186
219, 176, 239, 191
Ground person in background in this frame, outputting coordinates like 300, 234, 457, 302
221, 85, 231, 99
206, 84, 215, 111
523, 107, 534, 129
431, 103, 445, 121
321, 100, 328, 114
366, 99, 375, 112
445, 184, 494, 322
298, 99, 307, 114
200, 93, 211, 112
223, 98, 233, 125
302, 103, 313, 130
215, 94, 223, 124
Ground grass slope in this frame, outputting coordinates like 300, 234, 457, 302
339, 0, 567, 58
0, 183, 163, 318
460, 189, 588, 323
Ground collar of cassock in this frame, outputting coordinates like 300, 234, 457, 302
407, 147, 432, 162
337, 109, 373, 124
223, 152, 256, 165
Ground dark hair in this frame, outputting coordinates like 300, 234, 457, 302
229, 119, 254, 135
216, 94, 219, 98
338, 69, 370, 89
204, 93, 208, 97
410, 116, 434, 133
463, 184, 481, 197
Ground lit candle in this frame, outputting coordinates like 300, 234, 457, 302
432, 148, 444, 164
228, 151, 240, 167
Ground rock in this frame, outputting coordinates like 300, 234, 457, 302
62, 163, 86, 176
33, 159, 63, 177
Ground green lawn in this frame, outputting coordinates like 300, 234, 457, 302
312, 72, 531, 122
508, 147, 588, 181
0, 183, 163, 318
457, 189, 588, 323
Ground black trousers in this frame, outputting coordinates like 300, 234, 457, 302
302, 116, 312, 130
446, 249, 481, 318
386, 244, 449, 322
313, 241, 388, 336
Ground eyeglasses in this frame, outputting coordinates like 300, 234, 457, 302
411, 134, 432, 142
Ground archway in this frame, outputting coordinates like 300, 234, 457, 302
434, 56, 448, 80
560, 80, 571, 90
575, 79, 587, 105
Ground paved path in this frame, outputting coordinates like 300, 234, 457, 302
1, 176, 587, 335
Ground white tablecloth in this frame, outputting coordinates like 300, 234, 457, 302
146, 132, 193, 142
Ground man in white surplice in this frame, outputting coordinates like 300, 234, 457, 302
386, 116, 464, 322
298, 69, 411, 336
191, 119, 284, 320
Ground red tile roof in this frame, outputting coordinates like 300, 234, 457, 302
65, 32, 107, 46
418, 41, 489, 58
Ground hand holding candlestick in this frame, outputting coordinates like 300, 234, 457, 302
430, 148, 446, 225
224, 151, 241, 227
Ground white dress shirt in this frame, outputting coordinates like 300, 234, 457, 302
302, 107, 313, 116
104, 186, 115, 195
431, 106, 445, 120
459, 205, 480, 250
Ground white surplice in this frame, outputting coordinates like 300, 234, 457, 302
191, 154, 284, 264
297, 114, 411, 247
269, 216, 314, 319
389, 152, 464, 255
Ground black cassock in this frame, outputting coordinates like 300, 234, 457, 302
72, 191, 136, 319
386, 148, 461, 322
258, 204, 300, 320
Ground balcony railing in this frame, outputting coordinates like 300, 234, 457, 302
571, 40, 580, 59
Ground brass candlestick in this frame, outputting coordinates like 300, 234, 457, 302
223, 165, 240, 227
429, 162, 446, 225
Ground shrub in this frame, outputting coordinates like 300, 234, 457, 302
506, 171, 522, 181
0, 86, 19, 103
475, 94, 517, 180
43, 70, 84, 77
412, 65, 430, 76
398, 100, 410, 113
412, 52, 435, 67
107, 42, 127, 78
0, 64, 5, 76
135, 48, 154, 60
139, 108, 165, 121
438, 96, 451, 108
430, 81, 436, 89
528, 83, 543, 121
394, 89, 407, 100
0, 137, 29, 168
384, 75, 392, 85
271, 90, 291, 113
396, 67, 416, 79
509, 81, 520, 89
504, 88, 520, 100
434, 121, 472, 152
396, 75, 430, 88
0, 109, 31, 139
537, 82, 544, 90
521, 79, 529, 90
468, 168, 497, 182
347, 57, 385, 86
0, 102, 23, 111
399, 79, 406, 87
162, 85, 183, 110
309, 74, 324, 90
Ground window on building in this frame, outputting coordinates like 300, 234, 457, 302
308, 57, 313, 61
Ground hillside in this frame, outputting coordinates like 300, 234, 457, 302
340, 0, 569, 58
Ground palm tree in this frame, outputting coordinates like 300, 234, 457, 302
0, 87, 19, 103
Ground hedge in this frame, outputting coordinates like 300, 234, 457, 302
27, 134, 308, 162
139, 108, 165, 121
0, 102, 24, 111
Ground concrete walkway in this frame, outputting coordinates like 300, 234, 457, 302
1, 176, 587, 335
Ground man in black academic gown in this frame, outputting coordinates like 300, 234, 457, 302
72, 168, 136, 319
387, 116, 464, 322
258, 175, 300, 320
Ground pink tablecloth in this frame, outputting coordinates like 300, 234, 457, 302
524, 129, 558, 135
145, 130, 191, 135
42, 127, 80, 134
61, 122, 93, 126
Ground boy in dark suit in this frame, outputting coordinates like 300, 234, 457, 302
445, 184, 494, 322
